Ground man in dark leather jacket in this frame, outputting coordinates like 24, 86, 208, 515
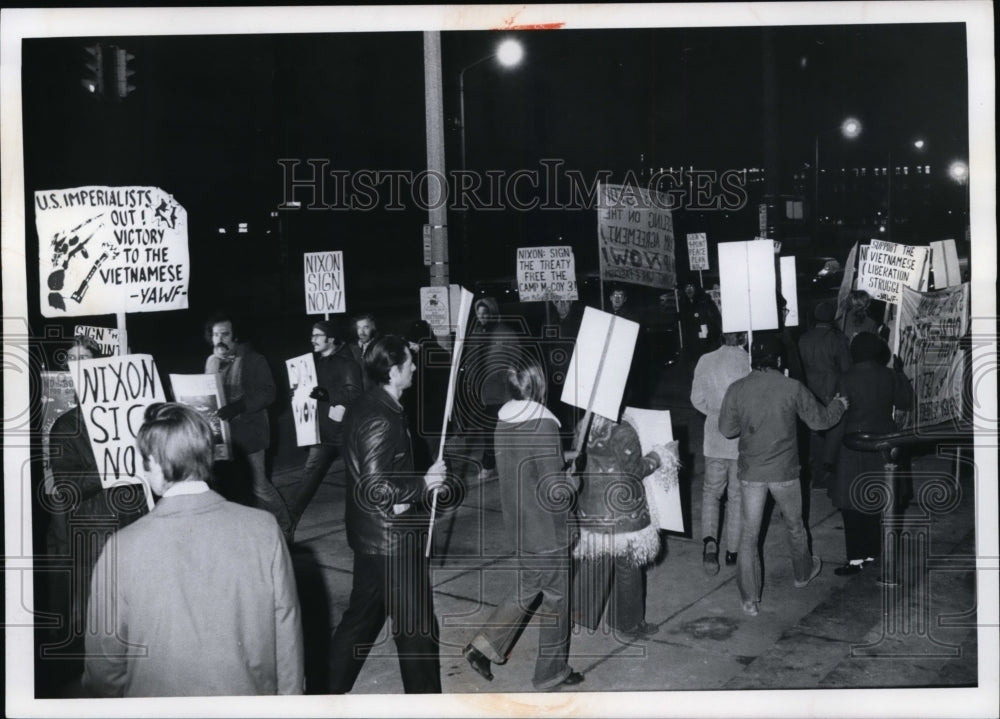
327, 335, 447, 694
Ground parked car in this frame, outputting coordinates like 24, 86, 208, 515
797, 256, 845, 290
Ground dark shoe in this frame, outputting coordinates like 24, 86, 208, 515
620, 621, 660, 639
725, 551, 737, 566
834, 563, 863, 577
703, 538, 720, 576
794, 556, 823, 588
557, 671, 585, 688
462, 644, 493, 681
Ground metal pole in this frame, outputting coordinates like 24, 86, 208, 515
814, 133, 820, 237
886, 149, 892, 243
424, 32, 448, 287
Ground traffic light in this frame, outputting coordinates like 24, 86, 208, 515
81, 43, 104, 96
111, 45, 136, 100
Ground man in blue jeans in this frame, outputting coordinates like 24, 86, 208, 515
719, 335, 849, 616
286, 320, 363, 540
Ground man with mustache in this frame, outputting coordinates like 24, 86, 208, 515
204, 312, 293, 542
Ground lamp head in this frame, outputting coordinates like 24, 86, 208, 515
496, 38, 523, 67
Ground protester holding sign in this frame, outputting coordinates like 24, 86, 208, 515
827, 333, 914, 580
83, 403, 303, 697
203, 312, 293, 542
43, 337, 149, 690
328, 336, 447, 694
462, 361, 584, 691
719, 335, 849, 617
840, 290, 880, 341
286, 320, 362, 540
572, 413, 673, 640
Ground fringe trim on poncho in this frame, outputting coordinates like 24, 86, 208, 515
574, 521, 661, 567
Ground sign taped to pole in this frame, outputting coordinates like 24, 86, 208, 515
561, 306, 639, 420
718, 241, 778, 333
516, 246, 578, 301
856, 239, 929, 304
303, 251, 344, 314
597, 183, 676, 289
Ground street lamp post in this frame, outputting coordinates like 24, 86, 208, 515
456, 38, 523, 281
885, 138, 925, 242
813, 116, 862, 237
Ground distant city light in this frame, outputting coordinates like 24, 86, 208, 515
238, 222, 248, 234
496, 38, 524, 67
913, 139, 925, 150
218, 227, 226, 234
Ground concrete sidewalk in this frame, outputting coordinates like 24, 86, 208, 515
272, 399, 978, 695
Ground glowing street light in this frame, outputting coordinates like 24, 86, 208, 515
948, 160, 969, 185
814, 116, 863, 231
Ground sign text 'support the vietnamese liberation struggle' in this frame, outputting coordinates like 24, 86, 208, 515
303, 250, 345, 314
516, 246, 578, 302
36, 186, 189, 317
856, 239, 929, 304
597, 183, 676, 290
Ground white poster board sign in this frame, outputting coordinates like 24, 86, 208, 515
516, 246, 578, 301
74, 325, 122, 356
69, 354, 166, 488
561, 307, 639, 420
686, 233, 709, 271
285, 352, 319, 447
303, 251, 344, 314
718, 241, 778, 333
36, 186, 189, 317
622, 407, 682, 532
930, 239, 962, 288
779, 255, 799, 328
597, 183, 676, 289
169, 373, 231, 460
420, 286, 452, 336
856, 239, 929, 304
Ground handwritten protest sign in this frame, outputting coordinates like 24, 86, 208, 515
40, 371, 78, 494
516, 246, 578, 302
303, 251, 344, 314
896, 283, 970, 427
36, 186, 188, 317
622, 407, 682, 532
69, 354, 166, 488
686, 233, 709, 271
856, 239, 929, 304
74, 325, 122, 356
561, 306, 639, 420
286, 353, 319, 447
420, 286, 451, 336
718, 241, 778, 332
597, 183, 676, 289
169, 373, 231, 460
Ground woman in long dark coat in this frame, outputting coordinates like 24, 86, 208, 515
828, 333, 914, 576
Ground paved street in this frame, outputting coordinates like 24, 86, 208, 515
270, 363, 979, 696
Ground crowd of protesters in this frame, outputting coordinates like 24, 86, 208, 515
33, 279, 913, 696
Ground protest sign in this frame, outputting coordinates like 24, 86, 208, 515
779, 256, 799, 327
40, 371, 78, 494
169, 373, 231, 460
303, 251, 344, 315
856, 239, 929, 304
516, 246, 578, 301
74, 325, 122, 356
69, 354, 166, 488
896, 283, 970, 427
285, 353, 320, 447
622, 407, 682, 532
420, 286, 451, 336
561, 306, 639, 420
686, 233, 709, 271
718, 241, 778, 333
930, 239, 962, 288
36, 186, 189, 317
597, 183, 676, 289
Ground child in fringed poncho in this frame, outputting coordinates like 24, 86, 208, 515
571, 413, 679, 638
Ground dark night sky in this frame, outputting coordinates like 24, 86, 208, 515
18, 21, 969, 353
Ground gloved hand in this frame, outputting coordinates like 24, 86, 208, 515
892, 354, 904, 372
217, 399, 246, 421
309, 386, 330, 401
